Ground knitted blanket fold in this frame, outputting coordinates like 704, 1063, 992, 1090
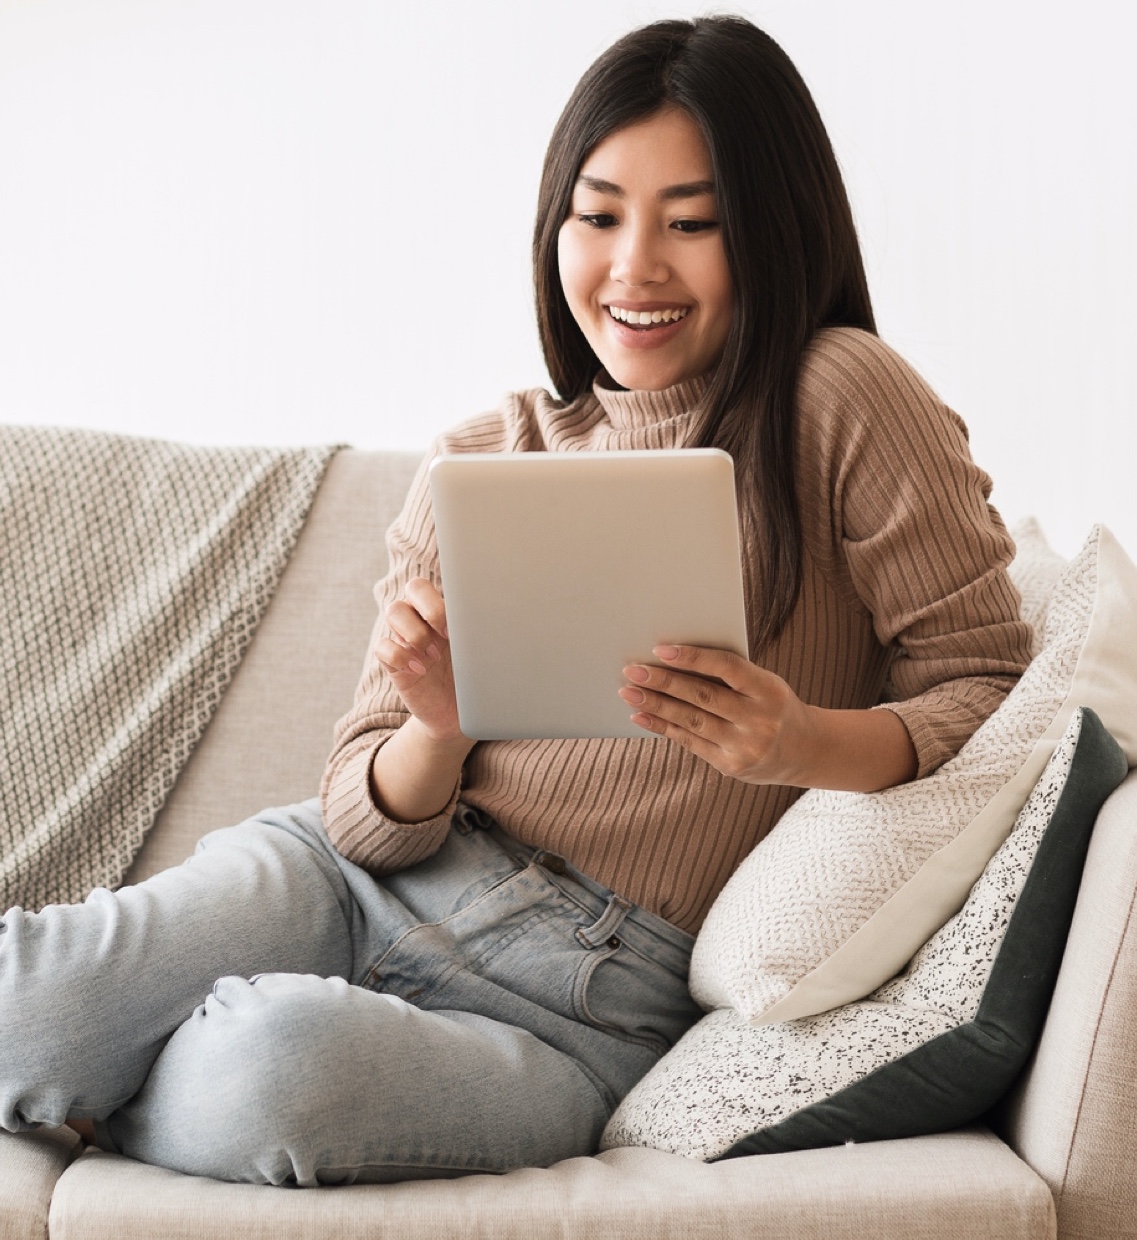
1, 426, 339, 912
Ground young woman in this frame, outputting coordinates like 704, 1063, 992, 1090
0, 16, 1031, 1186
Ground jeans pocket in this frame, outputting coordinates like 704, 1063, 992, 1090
365, 863, 577, 1008
377, 821, 526, 926
572, 900, 701, 1055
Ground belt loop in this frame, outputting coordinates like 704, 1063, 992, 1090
575, 894, 633, 950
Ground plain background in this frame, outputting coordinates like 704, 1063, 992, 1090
1, 0, 1134, 556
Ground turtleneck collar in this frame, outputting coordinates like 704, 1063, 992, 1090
590, 371, 709, 430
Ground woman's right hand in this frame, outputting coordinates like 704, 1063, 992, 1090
370, 577, 475, 824
375, 577, 466, 742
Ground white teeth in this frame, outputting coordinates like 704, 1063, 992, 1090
608, 305, 689, 325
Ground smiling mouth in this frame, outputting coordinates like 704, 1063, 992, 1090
607, 305, 690, 330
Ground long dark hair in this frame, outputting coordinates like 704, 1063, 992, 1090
533, 16, 875, 652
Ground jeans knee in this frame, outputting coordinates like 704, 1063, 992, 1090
218, 971, 364, 1070
140, 972, 352, 1109
106, 972, 378, 1184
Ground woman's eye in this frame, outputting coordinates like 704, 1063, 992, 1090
672, 218, 718, 234
577, 213, 618, 229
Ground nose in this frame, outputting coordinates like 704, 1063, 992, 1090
610, 220, 668, 287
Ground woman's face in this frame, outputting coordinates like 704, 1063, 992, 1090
557, 106, 733, 392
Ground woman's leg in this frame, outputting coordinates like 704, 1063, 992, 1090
104, 972, 611, 1185
100, 812, 703, 1185
0, 800, 363, 1131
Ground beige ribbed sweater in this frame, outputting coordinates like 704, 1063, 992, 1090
321, 329, 1032, 933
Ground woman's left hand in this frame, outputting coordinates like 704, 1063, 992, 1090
619, 644, 918, 792
619, 644, 811, 786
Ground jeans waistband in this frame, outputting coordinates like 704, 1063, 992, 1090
456, 805, 695, 977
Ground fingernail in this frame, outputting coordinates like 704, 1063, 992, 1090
654, 645, 680, 660
407, 658, 427, 675
624, 665, 650, 683
426, 642, 440, 660
619, 687, 645, 705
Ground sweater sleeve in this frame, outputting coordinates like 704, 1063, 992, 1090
797, 330, 1033, 778
319, 404, 523, 873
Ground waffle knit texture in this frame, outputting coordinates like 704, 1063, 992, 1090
321, 329, 1032, 933
1, 427, 338, 912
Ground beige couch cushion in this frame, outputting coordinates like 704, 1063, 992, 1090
48, 1129, 1053, 1240
127, 450, 420, 880
999, 769, 1137, 1240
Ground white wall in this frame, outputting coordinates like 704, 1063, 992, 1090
1, 0, 1134, 556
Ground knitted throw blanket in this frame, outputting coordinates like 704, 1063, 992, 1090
1, 426, 339, 912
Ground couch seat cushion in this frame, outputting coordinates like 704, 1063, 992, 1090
46, 1129, 1053, 1240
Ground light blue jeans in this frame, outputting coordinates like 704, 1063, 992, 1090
0, 801, 699, 1185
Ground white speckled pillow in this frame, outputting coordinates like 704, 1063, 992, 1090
602, 708, 1127, 1160
689, 524, 1137, 1025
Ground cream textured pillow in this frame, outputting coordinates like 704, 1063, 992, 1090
689, 523, 1137, 1024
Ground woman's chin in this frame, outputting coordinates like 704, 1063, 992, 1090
599, 357, 711, 393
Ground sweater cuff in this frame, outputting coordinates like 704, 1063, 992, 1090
874, 700, 954, 781
324, 735, 461, 874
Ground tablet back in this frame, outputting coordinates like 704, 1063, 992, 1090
429, 449, 748, 740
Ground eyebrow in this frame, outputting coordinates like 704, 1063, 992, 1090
576, 175, 716, 202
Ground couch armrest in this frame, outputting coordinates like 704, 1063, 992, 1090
998, 769, 1137, 1240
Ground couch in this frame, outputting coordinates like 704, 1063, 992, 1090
2, 447, 1134, 1240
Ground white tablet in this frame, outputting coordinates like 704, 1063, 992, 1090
429, 449, 748, 740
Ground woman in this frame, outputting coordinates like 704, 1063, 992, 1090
0, 16, 1031, 1186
